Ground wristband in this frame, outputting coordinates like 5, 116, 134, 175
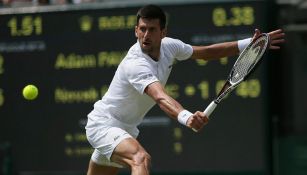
177, 110, 193, 126
238, 38, 252, 53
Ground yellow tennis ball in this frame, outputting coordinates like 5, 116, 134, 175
22, 85, 39, 100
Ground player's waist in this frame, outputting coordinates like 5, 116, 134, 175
87, 109, 139, 128
86, 110, 140, 138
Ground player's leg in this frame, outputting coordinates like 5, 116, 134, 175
86, 148, 123, 175
111, 137, 151, 175
86, 159, 119, 175
86, 126, 150, 175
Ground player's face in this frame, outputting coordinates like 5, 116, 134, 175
135, 18, 166, 59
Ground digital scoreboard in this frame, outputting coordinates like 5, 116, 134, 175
0, 1, 269, 174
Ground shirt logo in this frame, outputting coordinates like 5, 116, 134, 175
113, 132, 129, 141
114, 135, 120, 141
140, 73, 153, 80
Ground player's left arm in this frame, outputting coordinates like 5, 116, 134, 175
190, 29, 285, 61
191, 41, 239, 61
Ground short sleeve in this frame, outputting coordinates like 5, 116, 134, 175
124, 63, 159, 94
163, 38, 193, 61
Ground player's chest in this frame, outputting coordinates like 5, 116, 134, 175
153, 57, 173, 84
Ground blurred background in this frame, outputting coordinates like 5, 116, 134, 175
0, 0, 306, 175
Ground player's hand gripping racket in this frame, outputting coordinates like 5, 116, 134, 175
203, 33, 270, 119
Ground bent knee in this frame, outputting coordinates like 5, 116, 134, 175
131, 150, 151, 167
111, 138, 151, 169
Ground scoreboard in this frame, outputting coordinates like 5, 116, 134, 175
0, 1, 269, 174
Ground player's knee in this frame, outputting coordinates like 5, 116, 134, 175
131, 150, 151, 168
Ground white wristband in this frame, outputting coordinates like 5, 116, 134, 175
177, 110, 193, 126
238, 38, 252, 53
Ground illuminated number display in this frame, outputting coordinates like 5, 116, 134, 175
212, 6, 254, 27
7, 16, 42, 36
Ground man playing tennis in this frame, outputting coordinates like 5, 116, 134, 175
85, 4, 285, 175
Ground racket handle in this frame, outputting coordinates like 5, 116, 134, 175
203, 101, 217, 119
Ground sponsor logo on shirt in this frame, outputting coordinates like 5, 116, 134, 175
113, 132, 129, 141
140, 73, 153, 80
114, 135, 120, 141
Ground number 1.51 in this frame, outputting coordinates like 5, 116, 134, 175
7, 16, 42, 37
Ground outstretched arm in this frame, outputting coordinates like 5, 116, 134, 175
191, 29, 285, 61
191, 41, 239, 60
145, 81, 208, 131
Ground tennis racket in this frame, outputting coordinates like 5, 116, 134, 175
203, 33, 270, 119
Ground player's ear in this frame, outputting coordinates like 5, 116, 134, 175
135, 26, 138, 38
161, 28, 167, 38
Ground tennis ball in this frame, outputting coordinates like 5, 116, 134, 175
22, 84, 38, 100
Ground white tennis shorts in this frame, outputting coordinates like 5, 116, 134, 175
86, 112, 139, 168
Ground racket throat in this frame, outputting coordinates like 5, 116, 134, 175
215, 84, 237, 103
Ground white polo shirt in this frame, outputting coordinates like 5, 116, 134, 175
87, 37, 193, 129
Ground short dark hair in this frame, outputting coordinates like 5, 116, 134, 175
136, 4, 166, 29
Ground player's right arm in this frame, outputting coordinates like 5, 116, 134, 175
145, 81, 208, 131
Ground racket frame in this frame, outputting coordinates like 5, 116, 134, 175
203, 33, 270, 119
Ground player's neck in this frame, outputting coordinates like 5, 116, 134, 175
147, 46, 161, 61
148, 52, 160, 61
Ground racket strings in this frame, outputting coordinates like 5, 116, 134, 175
231, 38, 268, 83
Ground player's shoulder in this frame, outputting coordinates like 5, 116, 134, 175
121, 49, 149, 71
122, 55, 145, 67
121, 58, 152, 79
125, 42, 143, 59
162, 37, 183, 45
161, 37, 187, 50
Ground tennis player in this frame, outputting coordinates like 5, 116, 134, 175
85, 4, 285, 175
